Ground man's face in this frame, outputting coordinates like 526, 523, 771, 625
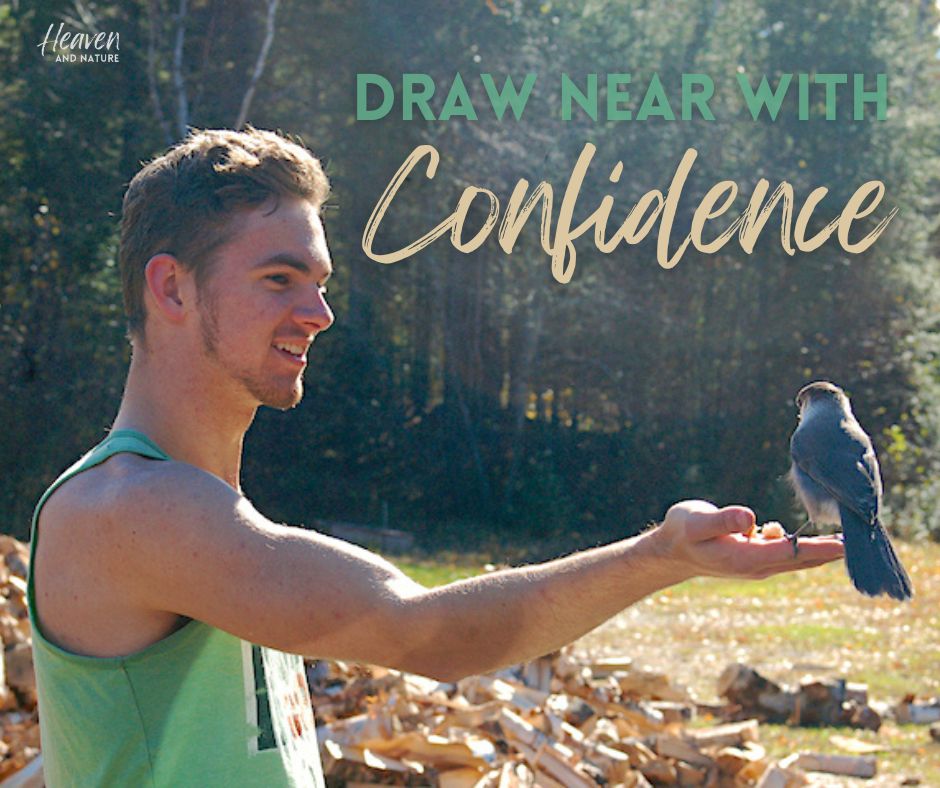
195, 197, 334, 410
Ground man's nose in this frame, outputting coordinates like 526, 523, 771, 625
296, 285, 334, 332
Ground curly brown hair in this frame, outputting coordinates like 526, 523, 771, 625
119, 127, 329, 339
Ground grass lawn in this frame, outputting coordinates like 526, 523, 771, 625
393, 540, 940, 784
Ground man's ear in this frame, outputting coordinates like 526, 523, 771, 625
144, 254, 194, 325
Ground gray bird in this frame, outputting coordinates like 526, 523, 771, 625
789, 381, 912, 600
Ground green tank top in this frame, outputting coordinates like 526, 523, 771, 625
27, 430, 325, 787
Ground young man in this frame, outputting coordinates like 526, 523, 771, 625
27, 128, 843, 787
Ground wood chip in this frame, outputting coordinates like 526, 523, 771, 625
653, 734, 715, 768
684, 718, 760, 748
788, 751, 877, 778
829, 734, 888, 754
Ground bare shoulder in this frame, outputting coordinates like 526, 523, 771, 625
41, 452, 239, 542
39, 452, 161, 555
38, 449, 416, 660
33, 455, 203, 654
35, 452, 279, 655
40, 451, 279, 586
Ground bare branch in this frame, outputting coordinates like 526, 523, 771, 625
147, 0, 173, 145
234, 0, 280, 130
172, 0, 190, 138
61, 0, 99, 34
191, 1, 220, 113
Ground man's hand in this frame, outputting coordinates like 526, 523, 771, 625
649, 499, 844, 583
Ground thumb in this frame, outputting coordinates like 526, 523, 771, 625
686, 504, 755, 542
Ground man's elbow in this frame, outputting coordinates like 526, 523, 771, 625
375, 604, 480, 682
393, 655, 475, 684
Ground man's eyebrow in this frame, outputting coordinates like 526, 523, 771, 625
254, 254, 332, 282
253, 254, 311, 273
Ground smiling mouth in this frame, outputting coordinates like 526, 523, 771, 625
273, 341, 308, 364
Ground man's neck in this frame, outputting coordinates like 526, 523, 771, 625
112, 347, 255, 490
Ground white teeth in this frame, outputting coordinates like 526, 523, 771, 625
275, 342, 306, 356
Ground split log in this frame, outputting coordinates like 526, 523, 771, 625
367, 731, 496, 770
0, 753, 43, 788
615, 667, 690, 702
496, 708, 595, 788
684, 718, 760, 748
718, 663, 788, 721
895, 698, 940, 725
437, 769, 486, 788
468, 676, 548, 713
646, 700, 694, 724
714, 741, 767, 777
3, 643, 35, 712
673, 761, 707, 785
494, 761, 535, 788
755, 764, 809, 788
317, 711, 394, 747
545, 693, 594, 727
319, 738, 424, 778
611, 737, 658, 768
786, 751, 877, 778
520, 655, 555, 693
638, 756, 678, 785
653, 734, 715, 768
431, 701, 504, 731
508, 738, 594, 788
587, 655, 634, 678
617, 701, 668, 733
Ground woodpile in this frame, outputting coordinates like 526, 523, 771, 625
310, 654, 858, 786
717, 663, 882, 730
0, 537, 40, 785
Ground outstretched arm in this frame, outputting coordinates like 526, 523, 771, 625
387, 500, 842, 680
110, 464, 843, 681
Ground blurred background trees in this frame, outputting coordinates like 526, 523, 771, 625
2, 0, 938, 550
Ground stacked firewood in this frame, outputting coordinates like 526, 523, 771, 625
310, 655, 810, 786
0, 537, 40, 785
717, 662, 883, 730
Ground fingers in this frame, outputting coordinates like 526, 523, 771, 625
741, 535, 844, 577
794, 536, 846, 564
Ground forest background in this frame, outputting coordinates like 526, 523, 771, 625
2, 0, 939, 555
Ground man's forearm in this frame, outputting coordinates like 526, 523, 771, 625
390, 526, 687, 681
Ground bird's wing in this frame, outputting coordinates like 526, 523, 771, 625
790, 415, 880, 523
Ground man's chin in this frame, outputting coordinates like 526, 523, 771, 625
250, 380, 304, 412
265, 398, 301, 412
262, 391, 303, 411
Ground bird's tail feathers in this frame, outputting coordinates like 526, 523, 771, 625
839, 505, 913, 601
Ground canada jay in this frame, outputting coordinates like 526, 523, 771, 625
789, 381, 912, 600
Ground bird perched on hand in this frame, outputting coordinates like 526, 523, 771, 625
789, 381, 912, 600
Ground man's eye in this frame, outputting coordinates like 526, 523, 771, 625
267, 274, 290, 286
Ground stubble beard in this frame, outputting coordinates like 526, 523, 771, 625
198, 293, 304, 411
